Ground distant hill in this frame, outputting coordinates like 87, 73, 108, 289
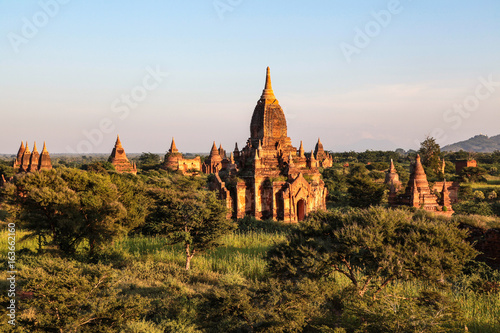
442, 134, 500, 152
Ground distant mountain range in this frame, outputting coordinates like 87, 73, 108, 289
442, 134, 500, 152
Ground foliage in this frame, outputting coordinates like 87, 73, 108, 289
419, 136, 442, 174
145, 186, 235, 269
83, 161, 116, 173
340, 290, 466, 332
237, 215, 293, 234
453, 201, 495, 217
322, 167, 349, 206
5, 169, 138, 255
346, 172, 385, 208
460, 166, 488, 183
137, 152, 161, 170
3, 256, 147, 332
267, 207, 477, 297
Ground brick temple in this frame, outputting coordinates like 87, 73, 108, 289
108, 135, 137, 174
207, 67, 329, 222
13, 141, 52, 172
388, 154, 453, 213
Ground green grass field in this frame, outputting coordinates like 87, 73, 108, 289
1, 228, 499, 332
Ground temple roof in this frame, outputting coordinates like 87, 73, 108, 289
249, 67, 290, 149
209, 142, 220, 158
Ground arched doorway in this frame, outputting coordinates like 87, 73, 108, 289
297, 199, 306, 222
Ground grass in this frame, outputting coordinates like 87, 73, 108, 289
0, 229, 39, 257
1, 227, 499, 332
114, 231, 287, 280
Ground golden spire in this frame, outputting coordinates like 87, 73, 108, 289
261, 67, 277, 101
42, 141, 48, 153
32, 141, 38, 153
24, 141, 30, 154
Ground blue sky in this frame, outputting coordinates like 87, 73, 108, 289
1, 0, 499, 154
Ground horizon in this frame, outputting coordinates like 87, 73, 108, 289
1, 1, 499, 154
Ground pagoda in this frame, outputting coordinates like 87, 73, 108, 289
209, 67, 327, 222
108, 135, 137, 175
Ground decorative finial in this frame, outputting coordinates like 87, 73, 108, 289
261, 67, 276, 100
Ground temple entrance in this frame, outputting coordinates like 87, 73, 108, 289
297, 199, 306, 222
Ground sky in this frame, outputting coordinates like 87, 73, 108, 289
1, 0, 499, 154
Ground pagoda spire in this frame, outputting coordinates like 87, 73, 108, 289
389, 159, 396, 173
261, 67, 276, 101
115, 135, 123, 148
169, 137, 179, 154
32, 141, 38, 153
42, 141, 48, 153
299, 141, 305, 158
15, 141, 25, 164
210, 141, 219, 156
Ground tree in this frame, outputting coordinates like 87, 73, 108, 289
267, 207, 477, 298
346, 165, 385, 208
460, 166, 487, 183
12, 256, 147, 332
419, 136, 442, 174
138, 152, 161, 169
145, 187, 235, 270
10, 168, 132, 255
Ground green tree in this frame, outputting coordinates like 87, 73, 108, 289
346, 165, 385, 208
419, 136, 442, 174
12, 256, 147, 332
138, 152, 161, 170
460, 166, 487, 183
267, 207, 477, 297
145, 187, 235, 270
10, 169, 131, 255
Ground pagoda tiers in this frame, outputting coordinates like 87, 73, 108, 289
208, 67, 327, 222
162, 138, 201, 174
13, 141, 52, 172
390, 154, 452, 213
108, 135, 137, 175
